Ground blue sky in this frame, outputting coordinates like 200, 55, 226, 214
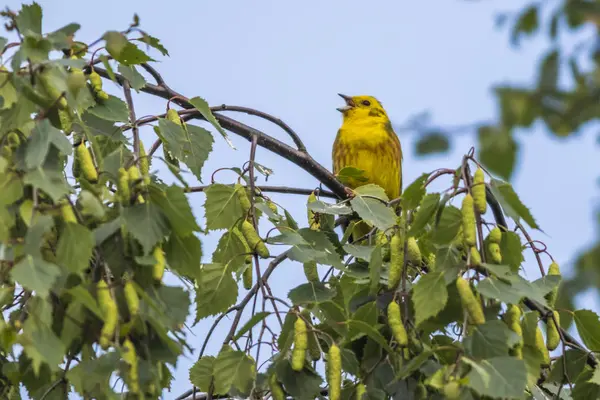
5, 0, 599, 398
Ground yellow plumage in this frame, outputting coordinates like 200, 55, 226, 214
332, 94, 402, 241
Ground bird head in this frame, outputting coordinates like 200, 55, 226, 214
337, 94, 389, 122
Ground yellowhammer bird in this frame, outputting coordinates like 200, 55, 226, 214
332, 94, 402, 241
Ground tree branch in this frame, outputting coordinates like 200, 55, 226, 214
92, 66, 347, 199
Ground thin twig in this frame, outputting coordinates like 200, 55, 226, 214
122, 80, 140, 166
212, 104, 307, 152
186, 184, 337, 199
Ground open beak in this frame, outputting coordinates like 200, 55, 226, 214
337, 93, 354, 112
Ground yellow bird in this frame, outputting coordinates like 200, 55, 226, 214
332, 94, 402, 240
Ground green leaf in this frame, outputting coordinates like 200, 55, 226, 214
548, 349, 588, 384
233, 311, 270, 341
288, 282, 336, 305
189, 96, 234, 149
213, 346, 256, 395
194, 263, 238, 323
409, 192, 440, 236
24, 214, 53, 256
189, 356, 216, 392
140, 34, 169, 56
412, 271, 448, 326
121, 202, 170, 254
103, 31, 152, 65
56, 223, 94, 273
21, 323, 65, 374
307, 200, 352, 215
156, 119, 215, 181
574, 310, 600, 352
67, 352, 120, 397
539, 49, 559, 90
212, 229, 248, 271
431, 205, 462, 244
477, 274, 557, 306
86, 95, 129, 122
464, 320, 520, 360
78, 190, 105, 219
462, 356, 527, 399
277, 311, 297, 351
337, 166, 368, 184
0, 171, 24, 205
478, 125, 518, 181
415, 132, 449, 155
117, 64, 146, 90
520, 311, 544, 387
401, 173, 429, 211
16, 3, 42, 35
149, 185, 200, 237
354, 183, 389, 201
346, 320, 392, 352
68, 285, 103, 319
499, 231, 523, 272
490, 179, 539, 230
350, 196, 395, 232
284, 228, 343, 268
511, 5, 538, 45
203, 184, 245, 230
275, 359, 323, 398
343, 244, 375, 261
165, 233, 202, 277
573, 369, 600, 400
369, 246, 383, 295
24, 167, 70, 202
0, 97, 37, 136
10, 255, 61, 298
26, 120, 71, 169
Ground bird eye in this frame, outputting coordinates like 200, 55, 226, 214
361, 100, 371, 106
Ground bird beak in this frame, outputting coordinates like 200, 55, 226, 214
337, 93, 354, 112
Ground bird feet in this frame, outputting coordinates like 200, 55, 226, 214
344, 187, 355, 198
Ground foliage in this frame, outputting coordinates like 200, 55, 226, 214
0, 2, 598, 400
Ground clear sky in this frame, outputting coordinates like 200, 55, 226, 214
5, 0, 599, 398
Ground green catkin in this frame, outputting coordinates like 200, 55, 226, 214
240, 220, 270, 258
60, 201, 77, 224
461, 194, 477, 247
388, 231, 403, 290
76, 142, 98, 182
470, 246, 481, 267
546, 311, 561, 351
406, 237, 421, 264
328, 343, 342, 400
242, 263, 252, 290
456, 277, 485, 325
269, 373, 285, 400
139, 141, 150, 185
97, 280, 118, 349
117, 168, 130, 204
356, 383, 367, 400
535, 325, 550, 366
123, 280, 139, 317
291, 317, 308, 371
303, 261, 319, 283
166, 108, 182, 125
545, 261, 561, 307
387, 301, 408, 347
472, 167, 486, 214
237, 186, 252, 215
504, 304, 523, 359
122, 339, 140, 394
152, 246, 166, 282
